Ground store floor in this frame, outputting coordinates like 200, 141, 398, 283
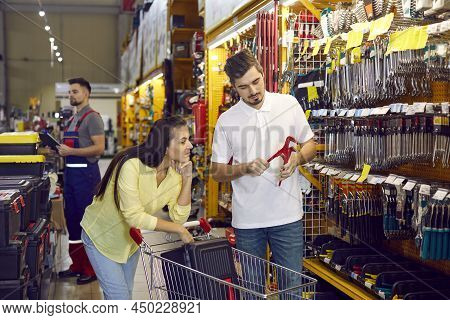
51, 158, 152, 300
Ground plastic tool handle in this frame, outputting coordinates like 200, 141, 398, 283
129, 227, 143, 245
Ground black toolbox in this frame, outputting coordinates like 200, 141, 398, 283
0, 232, 28, 280
0, 155, 45, 177
0, 267, 30, 300
0, 190, 22, 247
160, 238, 238, 300
0, 175, 50, 221
0, 179, 34, 230
0, 132, 39, 155
26, 218, 49, 280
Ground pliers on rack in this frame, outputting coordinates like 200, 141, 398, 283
267, 136, 299, 186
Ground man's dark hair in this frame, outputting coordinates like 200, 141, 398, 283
68, 77, 92, 94
224, 49, 263, 84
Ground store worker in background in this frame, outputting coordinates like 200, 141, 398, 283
211, 49, 316, 293
57, 78, 105, 285
81, 116, 194, 300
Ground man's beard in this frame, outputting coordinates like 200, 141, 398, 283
243, 93, 263, 106
70, 99, 81, 106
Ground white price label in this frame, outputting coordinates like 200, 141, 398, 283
380, 107, 390, 115
414, 103, 426, 113
344, 173, 354, 180
393, 177, 405, 186
376, 177, 387, 184
338, 110, 348, 117
419, 184, 431, 195
370, 108, 381, 115
347, 109, 356, 117
402, 181, 417, 191
315, 164, 325, 170
432, 189, 449, 201
361, 108, 371, 117
350, 174, 360, 181
324, 258, 331, 264
335, 265, 342, 271
365, 282, 373, 289
320, 168, 329, 174
351, 273, 358, 280
384, 175, 397, 184
442, 103, 449, 114
337, 172, 348, 178
367, 175, 377, 185
425, 103, 435, 114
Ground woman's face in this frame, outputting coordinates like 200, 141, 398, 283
166, 126, 193, 163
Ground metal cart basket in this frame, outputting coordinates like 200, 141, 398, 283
130, 220, 317, 300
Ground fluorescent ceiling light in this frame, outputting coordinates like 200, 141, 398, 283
45, 25, 50, 31
49, 37, 55, 42
39, 10, 45, 17
58, 57, 63, 62
55, 52, 60, 57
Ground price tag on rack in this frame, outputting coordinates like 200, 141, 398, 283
315, 164, 325, 170
337, 172, 348, 179
367, 175, 377, 185
402, 180, 417, 191
361, 108, 371, 117
330, 169, 341, 176
376, 177, 387, 184
442, 102, 449, 114
347, 109, 356, 117
320, 168, 329, 174
338, 109, 348, 117
419, 184, 431, 195
344, 173, 354, 180
413, 103, 426, 113
432, 189, 449, 201
350, 174, 360, 181
384, 175, 397, 185
393, 177, 406, 186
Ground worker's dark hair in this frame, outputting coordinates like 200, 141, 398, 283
95, 116, 187, 210
68, 77, 92, 94
224, 49, 263, 84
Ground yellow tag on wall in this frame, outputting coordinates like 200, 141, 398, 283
368, 13, 394, 41
346, 30, 364, 50
305, 110, 311, 121
307, 86, 319, 102
351, 47, 362, 64
312, 40, 321, 56
386, 26, 428, 55
302, 40, 309, 55
357, 164, 371, 183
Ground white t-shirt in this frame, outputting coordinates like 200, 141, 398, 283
211, 91, 314, 229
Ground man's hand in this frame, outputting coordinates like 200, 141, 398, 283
57, 144, 75, 157
279, 152, 302, 183
246, 158, 269, 176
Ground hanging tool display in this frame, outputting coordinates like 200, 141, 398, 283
326, 177, 385, 246
420, 192, 450, 261
319, 103, 449, 170
256, 0, 279, 92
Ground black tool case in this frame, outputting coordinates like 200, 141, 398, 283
26, 218, 49, 279
0, 190, 22, 247
0, 232, 28, 280
160, 238, 238, 300
330, 248, 375, 266
0, 179, 34, 230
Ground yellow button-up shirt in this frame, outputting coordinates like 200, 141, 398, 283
81, 158, 191, 263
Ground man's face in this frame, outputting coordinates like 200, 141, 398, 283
69, 84, 89, 106
233, 66, 265, 107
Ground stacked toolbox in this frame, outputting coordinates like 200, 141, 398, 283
0, 132, 53, 300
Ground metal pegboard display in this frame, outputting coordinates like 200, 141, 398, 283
301, 165, 328, 257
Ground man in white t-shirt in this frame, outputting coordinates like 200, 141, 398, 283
211, 50, 316, 287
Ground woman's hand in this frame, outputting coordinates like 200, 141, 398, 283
178, 227, 194, 244
172, 160, 193, 179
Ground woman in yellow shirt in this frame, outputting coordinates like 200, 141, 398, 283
81, 116, 194, 299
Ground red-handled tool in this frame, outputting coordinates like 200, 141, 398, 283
267, 136, 299, 186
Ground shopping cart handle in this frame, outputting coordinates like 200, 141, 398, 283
183, 218, 212, 233
130, 227, 143, 245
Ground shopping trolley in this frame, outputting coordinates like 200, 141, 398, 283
130, 219, 317, 300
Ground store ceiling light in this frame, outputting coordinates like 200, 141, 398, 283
58, 57, 63, 62
55, 52, 60, 57
39, 10, 45, 17
45, 25, 50, 31
49, 37, 55, 42
53, 45, 58, 50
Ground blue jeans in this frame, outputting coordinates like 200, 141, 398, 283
82, 229, 140, 300
234, 220, 304, 299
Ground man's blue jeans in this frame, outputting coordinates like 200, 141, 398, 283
234, 220, 304, 299
82, 229, 140, 300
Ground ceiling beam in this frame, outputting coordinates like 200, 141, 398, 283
0, 2, 121, 15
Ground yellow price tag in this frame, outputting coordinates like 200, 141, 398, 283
302, 40, 309, 55
368, 13, 394, 41
351, 47, 362, 64
307, 86, 319, 102
312, 40, 321, 56
346, 30, 364, 50
305, 110, 311, 121
386, 26, 428, 55
324, 37, 332, 55
357, 164, 371, 183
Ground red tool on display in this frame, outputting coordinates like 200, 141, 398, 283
267, 136, 299, 186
